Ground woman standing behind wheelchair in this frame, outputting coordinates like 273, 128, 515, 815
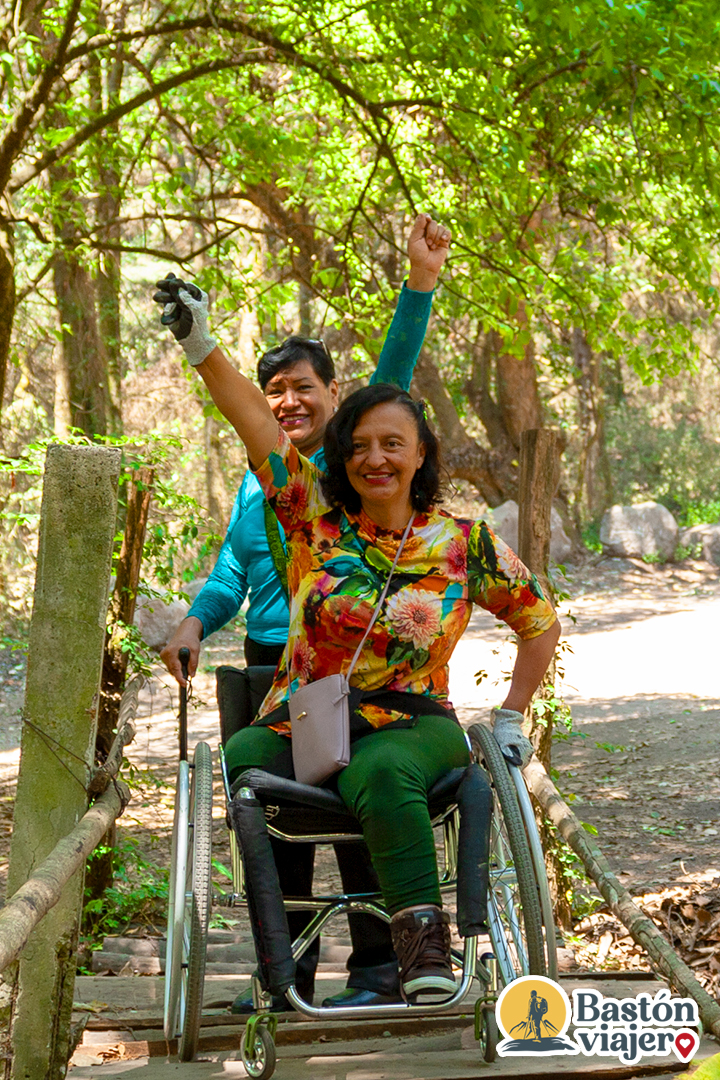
153, 279, 560, 1004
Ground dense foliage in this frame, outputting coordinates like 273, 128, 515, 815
2, 0, 720, 631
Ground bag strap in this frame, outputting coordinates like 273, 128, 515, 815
346, 514, 415, 681
263, 498, 289, 600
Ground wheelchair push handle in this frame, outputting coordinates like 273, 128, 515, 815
178, 646, 190, 762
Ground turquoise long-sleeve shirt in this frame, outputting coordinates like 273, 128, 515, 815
188, 282, 434, 644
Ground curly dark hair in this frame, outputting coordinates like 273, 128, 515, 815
320, 383, 444, 514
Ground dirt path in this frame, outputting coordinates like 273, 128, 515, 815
1, 555, 719, 970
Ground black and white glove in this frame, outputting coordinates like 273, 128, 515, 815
153, 273, 216, 366
491, 707, 533, 768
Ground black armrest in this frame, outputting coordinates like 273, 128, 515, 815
231, 768, 353, 815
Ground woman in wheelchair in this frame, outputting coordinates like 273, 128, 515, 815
155, 283, 560, 1003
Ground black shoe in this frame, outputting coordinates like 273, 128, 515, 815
229, 986, 313, 1014
321, 986, 403, 1008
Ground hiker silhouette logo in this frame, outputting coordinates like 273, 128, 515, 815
496, 975, 579, 1056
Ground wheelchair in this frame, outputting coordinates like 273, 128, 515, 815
163, 657, 558, 1077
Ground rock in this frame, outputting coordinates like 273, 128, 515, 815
680, 523, 720, 566
133, 593, 190, 650
484, 499, 573, 564
600, 502, 678, 561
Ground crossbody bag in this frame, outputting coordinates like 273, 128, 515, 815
288, 514, 415, 786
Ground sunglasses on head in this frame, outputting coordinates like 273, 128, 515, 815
305, 338, 331, 358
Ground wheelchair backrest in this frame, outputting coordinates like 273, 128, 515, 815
216, 665, 276, 747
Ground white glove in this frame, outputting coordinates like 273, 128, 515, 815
153, 273, 217, 366
491, 708, 533, 768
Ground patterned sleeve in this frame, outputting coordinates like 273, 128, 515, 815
253, 429, 332, 531
466, 520, 557, 639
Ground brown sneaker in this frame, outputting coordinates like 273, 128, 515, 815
390, 906, 456, 1002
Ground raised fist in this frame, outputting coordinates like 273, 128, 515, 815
152, 273, 216, 365
406, 214, 452, 290
153, 273, 204, 341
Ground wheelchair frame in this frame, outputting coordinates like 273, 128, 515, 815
163, 662, 558, 1075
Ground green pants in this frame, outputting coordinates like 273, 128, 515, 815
225, 715, 470, 915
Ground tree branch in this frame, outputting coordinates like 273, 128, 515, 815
0, 0, 84, 190
513, 48, 599, 104
9, 52, 271, 193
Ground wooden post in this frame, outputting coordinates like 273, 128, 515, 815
517, 428, 559, 605
4, 444, 120, 1080
517, 429, 573, 929
517, 428, 561, 765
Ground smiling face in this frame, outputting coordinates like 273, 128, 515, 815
263, 359, 339, 456
344, 401, 426, 523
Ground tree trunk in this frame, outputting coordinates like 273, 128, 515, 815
91, 30, 125, 437
96, 222, 122, 437
87, 468, 153, 904
571, 327, 613, 522
411, 349, 511, 505
0, 217, 15, 416
490, 315, 543, 450
5, 445, 120, 1080
48, 114, 108, 438
298, 281, 312, 336
51, 245, 108, 437
465, 330, 515, 456
97, 467, 154, 758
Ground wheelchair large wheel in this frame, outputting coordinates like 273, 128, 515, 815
163, 742, 213, 1060
510, 767, 559, 980
468, 724, 546, 984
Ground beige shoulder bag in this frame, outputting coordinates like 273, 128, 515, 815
289, 515, 415, 786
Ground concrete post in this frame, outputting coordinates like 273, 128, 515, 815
4, 445, 120, 1080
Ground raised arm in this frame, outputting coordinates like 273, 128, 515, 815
153, 275, 278, 466
372, 214, 451, 391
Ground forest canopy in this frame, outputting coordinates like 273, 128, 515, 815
3, 0, 720, 628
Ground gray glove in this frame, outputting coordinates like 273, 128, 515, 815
491, 707, 533, 768
153, 273, 216, 366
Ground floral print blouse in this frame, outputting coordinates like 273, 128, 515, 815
253, 430, 557, 733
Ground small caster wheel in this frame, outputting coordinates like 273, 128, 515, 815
475, 1001, 498, 1062
241, 1024, 276, 1079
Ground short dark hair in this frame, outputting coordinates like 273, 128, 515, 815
321, 383, 444, 514
257, 336, 335, 390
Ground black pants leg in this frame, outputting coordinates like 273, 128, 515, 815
244, 636, 285, 668
334, 843, 399, 994
243, 636, 397, 995
269, 837, 318, 1000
